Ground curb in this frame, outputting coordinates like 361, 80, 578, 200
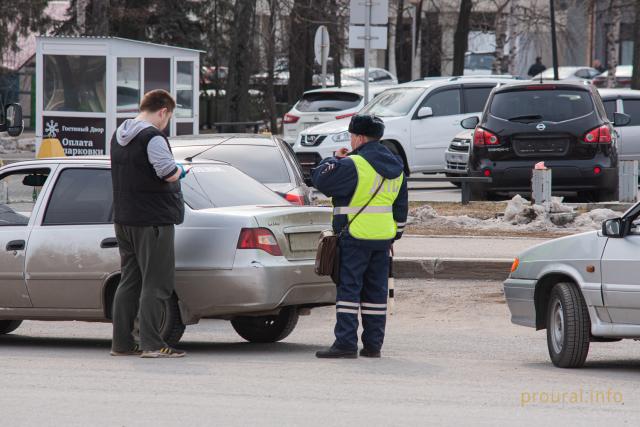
394, 257, 512, 281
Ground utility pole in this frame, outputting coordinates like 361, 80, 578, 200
364, 0, 371, 103
549, 0, 559, 80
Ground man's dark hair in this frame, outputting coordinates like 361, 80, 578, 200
139, 89, 176, 113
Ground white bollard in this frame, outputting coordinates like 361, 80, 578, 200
618, 160, 639, 203
531, 168, 552, 208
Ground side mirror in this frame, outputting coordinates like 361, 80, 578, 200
5, 104, 23, 137
417, 106, 433, 119
461, 116, 480, 129
613, 112, 631, 127
602, 218, 624, 238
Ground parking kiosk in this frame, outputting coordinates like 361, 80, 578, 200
35, 36, 201, 156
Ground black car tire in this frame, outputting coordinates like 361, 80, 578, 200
231, 307, 299, 343
546, 282, 590, 368
0, 320, 22, 335
468, 183, 488, 201
445, 173, 463, 188
160, 294, 186, 347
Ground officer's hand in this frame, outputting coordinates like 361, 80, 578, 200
335, 147, 349, 158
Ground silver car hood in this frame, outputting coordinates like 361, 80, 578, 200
512, 230, 606, 282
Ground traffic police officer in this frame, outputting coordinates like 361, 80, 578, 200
312, 114, 408, 359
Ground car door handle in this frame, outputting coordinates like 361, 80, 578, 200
6, 240, 25, 251
100, 237, 119, 249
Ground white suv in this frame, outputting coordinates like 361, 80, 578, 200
293, 77, 515, 177
282, 85, 394, 145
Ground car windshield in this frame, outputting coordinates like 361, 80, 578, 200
464, 54, 494, 70
490, 89, 594, 122
181, 164, 286, 209
296, 92, 361, 112
537, 68, 575, 79
360, 87, 426, 117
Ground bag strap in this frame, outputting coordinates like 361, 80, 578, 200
338, 178, 386, 238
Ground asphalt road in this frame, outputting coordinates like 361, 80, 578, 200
394, 235, 546, 259
2, 279, 639, 426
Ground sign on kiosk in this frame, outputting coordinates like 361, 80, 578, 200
42, 116, 106, 155
35, 36, 202, 156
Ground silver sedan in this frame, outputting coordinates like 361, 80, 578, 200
504, 202, 640, 368
0, 157, 335, 345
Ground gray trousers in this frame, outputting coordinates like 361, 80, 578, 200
111, 224, 176, 352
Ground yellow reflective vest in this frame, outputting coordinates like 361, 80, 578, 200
333, 154, 403, 240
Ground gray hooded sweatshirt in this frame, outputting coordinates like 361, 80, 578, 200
115, 119, 179, 179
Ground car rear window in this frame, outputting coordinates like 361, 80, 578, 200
197, 145, 290, 184
490, 89, 594, 122
182, 164, 286, 209
623, 99, 640, 126
296, 92, 361, 112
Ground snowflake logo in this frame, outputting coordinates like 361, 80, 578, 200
45, 120, 59, 138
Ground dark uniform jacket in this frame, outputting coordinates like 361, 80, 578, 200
311, 140, 409, 250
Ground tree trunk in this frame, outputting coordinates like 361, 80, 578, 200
288, 0, 314, 105
492, 2, 509, 75
329, 0, 342, 87
90, 0, 110, 36
395, 0, 411, 83
265, 0, 278, 133
225, 0, 257, 122
632, 0, 640, 89
606, 0, 621, 88
452, 0, 472, 76
412, 0, 424, 79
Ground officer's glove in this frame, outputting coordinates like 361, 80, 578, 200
176, 162, 189, 179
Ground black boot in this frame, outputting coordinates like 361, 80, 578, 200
359, 348, 381, 358
315, 346, 357, 359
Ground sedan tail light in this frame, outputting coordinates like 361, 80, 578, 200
283, 190, 305, 205
473, 127, 500, 146
237, 228, 283, 256
283, 114, 299, 124
583, 125, 612, 144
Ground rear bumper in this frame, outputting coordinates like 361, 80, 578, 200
175, 255, 335, 324
504, 277, 537, 328
470, 159, 617, 192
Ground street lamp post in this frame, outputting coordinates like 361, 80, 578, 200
549, 0, 559, 80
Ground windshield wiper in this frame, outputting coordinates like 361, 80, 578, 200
507, 114, 543, 122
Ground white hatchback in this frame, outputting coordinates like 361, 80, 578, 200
282, 85, 394, 145
293, 77, 514, 178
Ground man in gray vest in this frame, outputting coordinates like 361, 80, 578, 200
110, 89, 188, 358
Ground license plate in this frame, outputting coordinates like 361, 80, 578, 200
288, 232, 320, 252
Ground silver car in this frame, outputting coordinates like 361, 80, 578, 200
599, 88, 640, 161
504, 202, 640, 368
0, 157, 335, 345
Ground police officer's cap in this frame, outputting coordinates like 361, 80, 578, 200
348, 114, 385, 139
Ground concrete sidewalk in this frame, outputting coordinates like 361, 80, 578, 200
392, 235, 549, 281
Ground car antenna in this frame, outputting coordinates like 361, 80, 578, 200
184, 137, 234, 162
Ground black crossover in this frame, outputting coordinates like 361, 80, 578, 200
461, 81, 631, 201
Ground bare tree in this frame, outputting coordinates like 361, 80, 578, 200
632, 0, 640, 89
264, 0, 279, 132
491, 0, 510, 75
606, 0, 621, 88
225, 0, 257, 122
452, 0, 472, 76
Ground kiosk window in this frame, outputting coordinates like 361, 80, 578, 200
43, 55, 106, 112
176, 61, 194, 118
117, 58, 141, 113
144, 58, 171, 93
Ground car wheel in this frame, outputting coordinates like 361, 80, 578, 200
160, 294, 186, 347
546, 282, 590, 368
445, 173, 462, 188
231, 307, 299, 343
0, 320, 22, 335
468, 183, 487, 201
